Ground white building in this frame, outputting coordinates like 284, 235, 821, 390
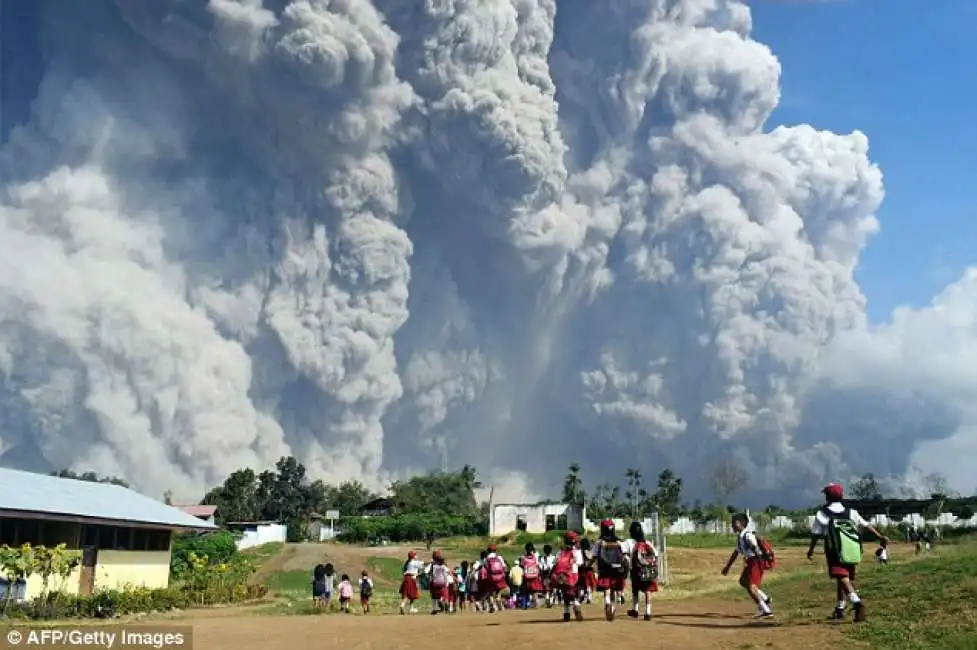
490, 502, 584, 536
224, 521, 287, 550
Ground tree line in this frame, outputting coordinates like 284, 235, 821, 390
50, 459, 974, 541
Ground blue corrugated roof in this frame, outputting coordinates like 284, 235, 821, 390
0, 468, 216, 530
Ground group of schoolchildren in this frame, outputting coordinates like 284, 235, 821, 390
314, 481, 892, 625
312, 562, 375, 614
398, 519, 661, 621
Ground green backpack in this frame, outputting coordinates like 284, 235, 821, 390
824, 507, 863, 565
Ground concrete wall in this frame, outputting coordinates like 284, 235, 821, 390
2, 550, 171, 601
490, 504, 583, 536
1, 565, 82, 602
95, 550, 171, 592
235, 523, 287, 550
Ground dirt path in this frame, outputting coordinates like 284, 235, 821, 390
185, 598, 853, 650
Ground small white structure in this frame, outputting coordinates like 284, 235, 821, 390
490, 502, 584, 536
225, 521, 287, 550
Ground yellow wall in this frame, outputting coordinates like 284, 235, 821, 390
3, 566, 82, 601
95, 550, 172, 592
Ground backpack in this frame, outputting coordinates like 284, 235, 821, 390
486, 555, 506, 581
522, 555, 540, 579
360, 579, 373, 598
632, 541, 659, 582
824, 507, 863, 565
755, 536, 776, 570
598, 540, 629, 578
551, 549, 577, 587
431, 564, 449, 587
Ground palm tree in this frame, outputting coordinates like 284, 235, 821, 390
625, 468, 643, 519
563, 463, 584, 507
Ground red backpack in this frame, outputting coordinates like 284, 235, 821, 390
486, 555, 506, 580
756, 537, 776, 570
551, 549, 577, 587
522, 555, 540, 579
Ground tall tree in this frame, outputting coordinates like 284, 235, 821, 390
709, 459, 748, 510
390, 469, 479, 517
201, 468, 259, 523
562, 463, 585, 507
652, 469, 683, 521
625, 468, 645, 519
850, 473, 883, 500
323, 480, 376, 516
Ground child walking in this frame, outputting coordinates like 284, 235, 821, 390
338, 574, 353, 613
627, 521, 659, 621
807, 483, 888, 622
722, 513, 773, 618
399, 550, 422, 614
359, 570, 374, 613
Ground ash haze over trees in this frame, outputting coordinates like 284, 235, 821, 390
1, 0, 974, 505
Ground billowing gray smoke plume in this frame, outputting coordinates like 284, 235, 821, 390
1, 0, 972, 504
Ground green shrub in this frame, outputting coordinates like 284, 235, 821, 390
338, 514, 483, 543
3, 581, 269, 621
170, 531, 238, 580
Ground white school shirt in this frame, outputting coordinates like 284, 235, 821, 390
403, 559, 423, 576
540, 554, 555, 571
878, 548, 888, 562
811, 502, 869, 536
359, 577, 374, 593
572, 549, 585, 568
735, 530, 759, 558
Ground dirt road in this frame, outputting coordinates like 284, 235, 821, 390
186, 598, 851, 650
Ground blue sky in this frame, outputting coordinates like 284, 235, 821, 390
751, 0, 976, 323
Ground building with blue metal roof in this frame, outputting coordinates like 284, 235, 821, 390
0, 467, 216, 601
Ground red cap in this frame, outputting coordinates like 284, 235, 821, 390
487, 543, 497, 552
564, 531, 579, 544
408, 550, 417, 559
823, 483, 844, 501
600, 518, 615, 528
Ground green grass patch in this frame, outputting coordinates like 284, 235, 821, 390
664, 529, 810, 549
752, 540, 977, 650
263, 569, 310, 594
239, 542, 285, 567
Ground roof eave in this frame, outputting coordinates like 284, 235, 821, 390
0, 508, 218, 532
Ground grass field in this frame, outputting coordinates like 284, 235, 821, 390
763, 538, 977, 650
234, 532, 977, 649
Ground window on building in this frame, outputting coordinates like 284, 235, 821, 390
39, 521, 79, 548
18, 520, 40, 545
0, 519, 16, 545
515, 515, 528, 532
147, 530, 171, 551
545, 515, 556, 531
557, 515, 568, 531
132, 529, 149, 551
113, 528, 133, 550
97, 526, 116, 549
82, 525, 98, 547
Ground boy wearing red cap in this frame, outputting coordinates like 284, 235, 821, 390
807, 482, 888, 622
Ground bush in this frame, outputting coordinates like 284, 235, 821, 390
338, 514, 483, 543
170, 531, 237, 580
4, 580, 270, 621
